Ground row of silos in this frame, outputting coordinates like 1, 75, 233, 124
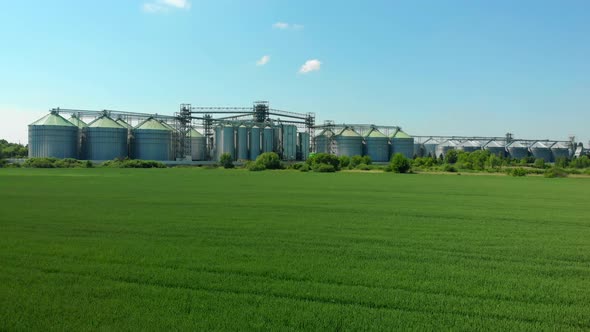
28, 112, 208, 161
314, 127, 415, 161
416, 139, 574, 162
214, 124, 307, 161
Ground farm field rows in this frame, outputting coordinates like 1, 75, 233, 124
0, 168, 589, 330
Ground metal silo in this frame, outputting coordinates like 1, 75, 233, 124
68, 115, 86, 129
530, 142, 553, 162
263, 126, 273, 153
551, 142, 570, 161
298, 132, 310, 161
190, 128, 206, 161
159, 121, 178, 160
423, 139, 440, 158
84, 114, 127, 161
282, 125, 297, 161
133, 118, 173, 160
435, 140, 459, 158
116, 118, 134, 157
484, 140, 506, 157
364, 128, 389, 162
334, 127, 363, 157
507, 141, 529, 160
458, 140, 482, 153
314, 129, 334, 154
390, 130, 415, 159
236, 125, 248, 160
249, 126, 261, 160
215, 124, 235, 160
28, 111, 78, 159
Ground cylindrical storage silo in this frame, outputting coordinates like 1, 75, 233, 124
390, 130, 415, 159
249, 126, 261, 160
116, 118, 134, 158
263, 126, 273, 153
190, 128, 206, 161
298, 132, 310, 161
484, 141, 506, 157
133, 118, 173, 160
530, 142, 553, 162
551, 142, 569, 161
28, 111, 78, 159
84, 115, 127, 160
458, 140, 482, 153
159, 121, 178, 160
236, 125, 248, 160
216, 125, 235, 161
507, 141, 529, 160
423, 139, 440, 158
364, 128, 389, 162
282, 125, 297, 161
334, 127, 363, 157
435, 140, 459, 158
314, 129, 334, 154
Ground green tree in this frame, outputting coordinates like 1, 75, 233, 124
445, 150, 458, 164
389, 153, 411, 173
533, 158, 546, 169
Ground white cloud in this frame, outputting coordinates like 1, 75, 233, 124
143, 0, 191, 13
299, 59, 321, 74
273, 22, 304, 30
256, 55, 270, 66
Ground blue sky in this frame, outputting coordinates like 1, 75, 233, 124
1, 0, 589, 144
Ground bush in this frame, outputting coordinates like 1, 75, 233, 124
544, 167, 569, 178
445, 150, 458, 164
350, 155, 364, 168
355, 163, 371, 171
389, 153, 411, 173
299, 164, 310, 172
0, 159, 7, 168
247, 162, 266, 171
23, 158, 57, 168
100, 159, 166, 168
443, 164, 457, 173
290, 162, 306, 170
338, 155, 351, 169
533, 158, 546, 169
508, 168, 527, 177
571, 156, 590, 169
555, 157, 569, 168
308, 153, 340, 170
247, 152, 283, 171
312, 163, 336, 173
219, 153, 234, 169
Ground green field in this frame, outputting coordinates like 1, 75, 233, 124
1, 169, 589, 330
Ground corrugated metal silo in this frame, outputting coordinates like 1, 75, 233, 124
507, 141, 529, 160
530, 142, 553, 162
68, 116, 86, 129
390, 130, 414, 159
249, 126, 261, 160
435, 140, 459, 158
84, 115, 127, 160
263, 126, 273, 153
364, 128, 389, 162
423, 139, 440, 158
29, 111, 78, 159
298, 132, 310, 161
116, 118, 134, 157
314, 129, 334, 154
484, 141, 506, 157
237, 125, 248, 160
458, 140, 482, 153
159, 121, 178, 160
133, 118, 173, 160
551, 142, 570, 161
215, 124, 235, 160
282, 125, 297, 161
334, 127, 363, 157
190, 128, 206, 161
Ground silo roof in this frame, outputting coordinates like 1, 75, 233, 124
461, 140, 482, 147
336, 127, 361, 137
438, 140, 459, 147
508, 141, 528, 148
189, 128, 204, 138
88, 115, 124, 129
136, 118, 171, 131
116, 119, 133, 129
552, 142, 568, 149
365, 128, 387, 138
159, 121, 177, 131
530, 141, 551, 148
68, 116, 87, 128
30, 112, 76, 127
485, 140, 505, 148
391, 130, 412, 139
316, 129, 334, 137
